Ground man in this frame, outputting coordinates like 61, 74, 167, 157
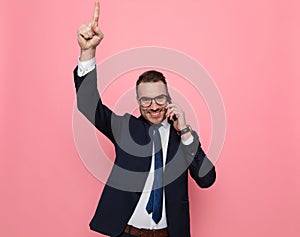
74, 1, 216, 236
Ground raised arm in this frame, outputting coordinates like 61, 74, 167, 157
74, 1, 122, 142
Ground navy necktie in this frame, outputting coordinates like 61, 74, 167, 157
146, 125, 163, 224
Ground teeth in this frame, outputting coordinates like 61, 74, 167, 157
150, 112, 160, 116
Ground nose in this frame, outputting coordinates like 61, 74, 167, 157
149, 99, 159, 110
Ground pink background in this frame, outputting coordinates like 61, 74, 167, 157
1, 0, 300, 236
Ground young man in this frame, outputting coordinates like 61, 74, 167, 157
74, 1, 216, 236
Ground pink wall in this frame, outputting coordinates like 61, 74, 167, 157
1, 0, 300, 236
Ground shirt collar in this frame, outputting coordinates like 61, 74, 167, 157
160, 118, 169, 128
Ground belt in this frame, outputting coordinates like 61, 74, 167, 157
124, 225, 168, 237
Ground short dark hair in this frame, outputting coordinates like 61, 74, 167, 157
136, 70, 168, 96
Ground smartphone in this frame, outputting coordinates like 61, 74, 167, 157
167, 96, 177, 122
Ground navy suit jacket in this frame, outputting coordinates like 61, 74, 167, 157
74, 67, 216, 237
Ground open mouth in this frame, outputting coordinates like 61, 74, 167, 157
149, 111, 161, 118
147, 107, 166, 118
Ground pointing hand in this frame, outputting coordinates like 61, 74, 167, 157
77, 0, 104, 61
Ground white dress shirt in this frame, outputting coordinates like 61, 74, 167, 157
128, 119, 170, 229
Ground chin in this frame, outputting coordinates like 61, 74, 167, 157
150, 119, 162, 124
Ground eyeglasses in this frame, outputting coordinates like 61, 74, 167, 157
138, 94, 169, 107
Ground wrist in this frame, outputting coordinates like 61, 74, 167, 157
80, 49, 96, 62
181, 131, 192, 142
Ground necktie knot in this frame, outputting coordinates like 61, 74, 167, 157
153, 123, 162, 130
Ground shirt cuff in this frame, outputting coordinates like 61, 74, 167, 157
181, 134, 194, 145
77, 57, 96, 77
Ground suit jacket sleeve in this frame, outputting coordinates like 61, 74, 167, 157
182, 131, 216, 188
73, 66, 121, 143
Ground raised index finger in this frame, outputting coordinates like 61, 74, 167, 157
92, 0, 100, 25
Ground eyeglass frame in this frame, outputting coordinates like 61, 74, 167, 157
137, 94, 171, 108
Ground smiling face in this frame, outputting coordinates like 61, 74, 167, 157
137, 81, 169, 124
